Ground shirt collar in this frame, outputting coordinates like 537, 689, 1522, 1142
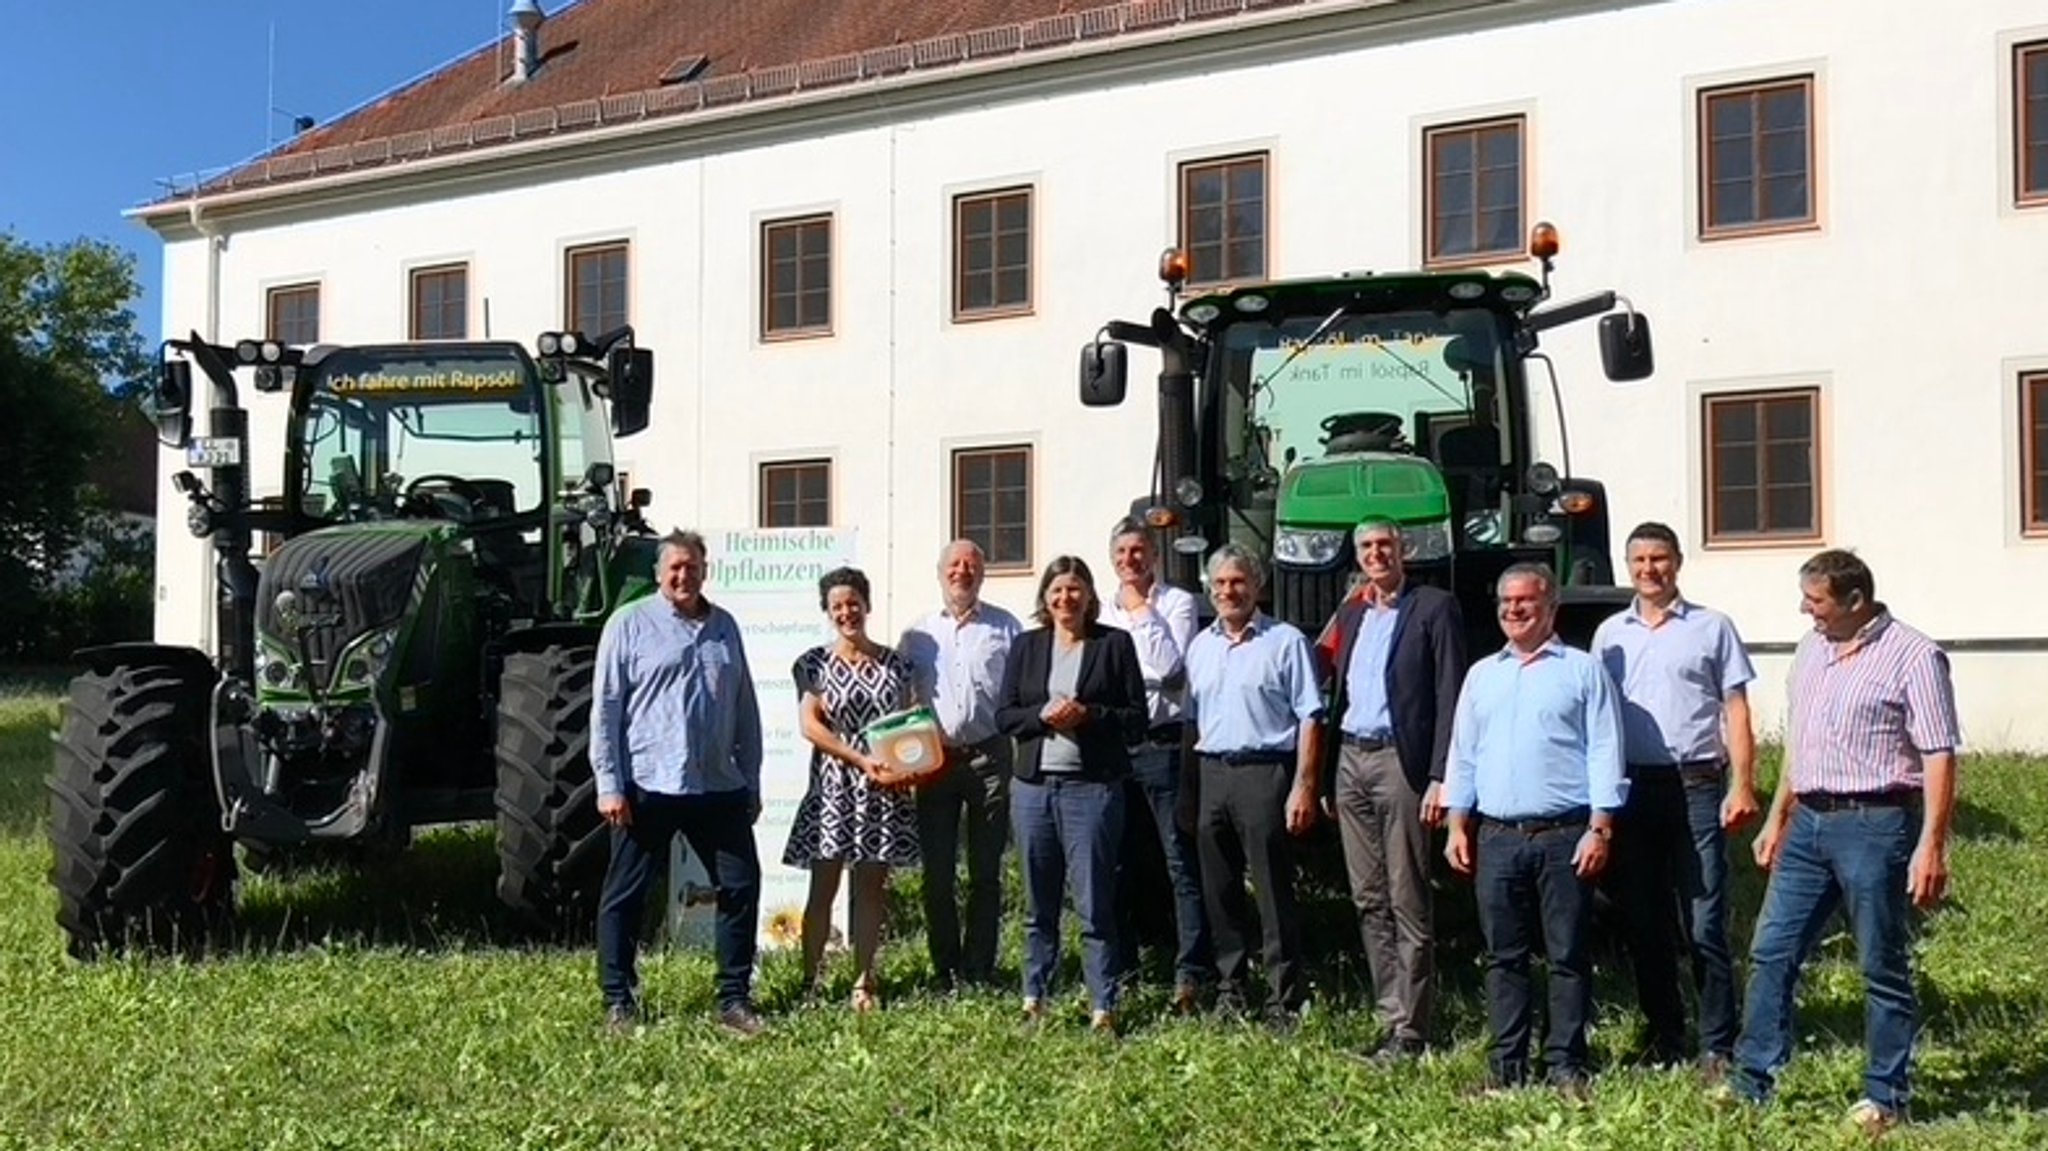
1624, 595, 1691, 625
1493, 635, 1566, 664
1209, 611, 1269, 639
1360, 577, 1407, 609
942, 600, 983, 624
1827, 608, 1892, 659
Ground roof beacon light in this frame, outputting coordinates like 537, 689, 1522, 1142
1158, 247, 1190, 290
1529, 221, 1561, 262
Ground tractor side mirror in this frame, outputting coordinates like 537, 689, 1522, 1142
607, 347, 654, 437
628, 487, 652, 510
1079, 341, 1127, 407
152, 359, 194, 448
1599, 312, 1654, 382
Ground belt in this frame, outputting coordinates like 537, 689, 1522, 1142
1480, 806, 1591, 835
1628, 758, 1725, 783
1342, 733, 1394, 752
1202, 749, 1293, 767
1144, 722, 1186, 746
1797, 790, 1919, 813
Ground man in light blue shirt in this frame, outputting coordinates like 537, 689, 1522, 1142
897, 539, 1022, 989
1591, 521, 1756, 1074
1444, 563, 1625, 1095
592, 529, 764, 1037
1184, 545, 1323, 1025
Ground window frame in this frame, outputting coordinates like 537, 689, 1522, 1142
2024, 371, 2048, 536
2018, 40, 2048, 208
1697, 75, 1818, 240
1177, 152, 1269, 287
1422, 115, 1527, 268
760, 214, 834, 340
950, 444, 1033, 572
265, 283, 321, 345
758, 458, 833, 529
1701, 387, 1823, 546
564, 241, 630, 336
408, 263, 468, 341
951, 186, 1034, 322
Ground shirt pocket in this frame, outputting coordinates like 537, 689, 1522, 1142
696, 639, 733, 697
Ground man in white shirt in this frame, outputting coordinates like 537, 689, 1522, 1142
1100, 517, 1211, 1011
898, 539, 1022, 989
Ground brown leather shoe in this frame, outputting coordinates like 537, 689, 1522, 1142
1171, 984, 1201, 1016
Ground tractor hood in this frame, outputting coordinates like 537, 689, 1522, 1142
253, 522, 456, 696
1276, 452, 1450, 529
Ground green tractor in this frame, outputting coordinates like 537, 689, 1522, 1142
1078, 224, 1655, 652
49, 327, 657, 956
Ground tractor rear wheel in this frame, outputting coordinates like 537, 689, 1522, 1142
494, 644, 608, 936
49, 660, 238, 958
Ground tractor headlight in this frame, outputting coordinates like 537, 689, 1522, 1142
1403, 519, 1455, 563
1273, 527, 1347, 568
336, 626, 401, 690
254, 644, 298, 690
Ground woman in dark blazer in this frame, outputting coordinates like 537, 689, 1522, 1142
997, 555, 1148, 1033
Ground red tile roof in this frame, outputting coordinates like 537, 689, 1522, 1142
160, 0, 1322, 202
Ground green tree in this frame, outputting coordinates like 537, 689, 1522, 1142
0, 233, 152, 658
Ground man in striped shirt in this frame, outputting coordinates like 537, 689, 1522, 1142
1731, 550, 1959, 1136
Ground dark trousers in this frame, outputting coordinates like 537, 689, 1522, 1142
1117, 741, 1212, 988
1606, 766, 1741, 1059
596, 787, 761, 1011
1014, 775, 1124, 1012
1334, 742, 1434, 1043
1475, 818, 1595, 1085
915, 737, 1012, 984
1195, 756, 1304, 1010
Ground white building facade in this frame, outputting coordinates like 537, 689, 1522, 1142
141, 0, 2048, 748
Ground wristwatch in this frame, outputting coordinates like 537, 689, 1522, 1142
1587, 825, 1612, 842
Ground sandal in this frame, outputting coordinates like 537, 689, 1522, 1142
851, 979, 881, 1014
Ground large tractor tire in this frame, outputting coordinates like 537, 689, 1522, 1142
494, 644, 608, 936
49, 660, 238, 958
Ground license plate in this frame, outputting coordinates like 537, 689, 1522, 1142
185, 438, 242, 468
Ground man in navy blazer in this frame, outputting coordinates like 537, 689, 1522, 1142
1319, 519, 1466, 1059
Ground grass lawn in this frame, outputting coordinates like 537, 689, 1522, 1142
2, 680, 2045, 1149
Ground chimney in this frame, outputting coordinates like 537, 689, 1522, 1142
508, 0, 545, 84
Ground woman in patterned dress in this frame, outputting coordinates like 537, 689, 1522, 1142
782, 566, 920, 1010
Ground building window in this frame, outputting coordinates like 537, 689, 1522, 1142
1699, 76, 1815, 237
1704, 389, 1819, 542
2025, 372, 2048, 534
954, 188, 1032, 319
566, 242, 629, 335
266, 284, 320, 344
1179, 153, 1267, 285
410, 264, 467, 340
952, 445, 1031, 569
759, 459, 831, 528
1424, 116, 1524, 265
2020, 42, 2048, 206
762, 215, 832, 338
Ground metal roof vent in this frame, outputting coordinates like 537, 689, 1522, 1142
508, 0, 545, 84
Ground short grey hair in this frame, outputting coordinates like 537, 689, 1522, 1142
1205, 544, 1266, 589
658, 528, 708, 562
938, 538, 986, 567
1353, 518, 1403, 544
1495, 561, 1558, 605
1108, 516, 1150, 550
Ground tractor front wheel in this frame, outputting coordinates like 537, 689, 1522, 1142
49, 660, 238, 958
494, 644, 608, 937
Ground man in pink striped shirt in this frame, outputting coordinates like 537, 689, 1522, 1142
1729, 550, 1959, 1136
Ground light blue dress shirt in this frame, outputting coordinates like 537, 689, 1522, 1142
1340, 599, 1400, 739
1444, 638, 1627, 820
1592, 598, 1755, 765
591, 596, 764, 801
1186, 613, 1325, 754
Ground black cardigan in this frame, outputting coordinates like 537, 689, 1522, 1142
995, 622, 1148, 784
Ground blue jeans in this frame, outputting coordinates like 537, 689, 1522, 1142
1475, 819, 1595, 1085
596, 788, 761, 1012
1013, 775, 1125, 1012
1123, 743, 1212, 988
1734, 802, 1917, 1112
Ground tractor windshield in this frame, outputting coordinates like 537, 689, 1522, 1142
293, 346, 544, 524
1219, 307, 1512, 480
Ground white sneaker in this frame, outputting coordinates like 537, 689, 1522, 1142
1846, 1098, 1901, 1137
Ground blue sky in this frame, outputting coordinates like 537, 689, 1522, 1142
0, 1, 525, 326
